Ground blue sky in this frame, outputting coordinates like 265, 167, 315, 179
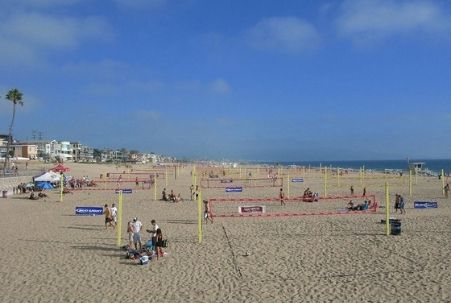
0, 0, 450, 161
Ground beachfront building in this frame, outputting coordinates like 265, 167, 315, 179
11, 144, 38, 159
0, 134, 8, 158
80, 145, 94, 162
45, 140, 73, 162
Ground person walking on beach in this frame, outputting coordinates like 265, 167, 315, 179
279, 188, 286, 206
399, 195, 405, 214
132, 217, 143, 250
203, 200, 213, 224
350, 185, 354, 196
394, 194, 400, 213
363, 187, 366, 196
444, 183, 449, 198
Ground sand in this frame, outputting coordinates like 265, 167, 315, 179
0, 162, 449, 302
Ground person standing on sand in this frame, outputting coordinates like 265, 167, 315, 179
155, 228, 164, 260
350, 185, 354, 196
279, 188, 286, 206
104, 204, 113, 229
363, 187, 366, 196
444, 183, 449, 198
110, 203, 117, 228
132, 217, 143, 250
146, 219, 159, 251
127, 221, 133, 248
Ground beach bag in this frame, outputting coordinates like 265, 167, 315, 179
162, 239, 168, 248
139, 255, 150, 265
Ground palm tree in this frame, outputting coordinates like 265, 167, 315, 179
2, 88, 24, 176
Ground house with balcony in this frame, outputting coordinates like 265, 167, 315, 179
11, 144, 38, 159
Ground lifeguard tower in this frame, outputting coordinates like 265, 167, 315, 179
408, 162, 425, 175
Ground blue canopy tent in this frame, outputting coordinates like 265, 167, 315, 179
36, 182, 54, 190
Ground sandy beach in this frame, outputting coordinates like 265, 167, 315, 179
0, 162, 449, 302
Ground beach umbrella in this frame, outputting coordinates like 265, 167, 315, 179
51, 164, 70, 173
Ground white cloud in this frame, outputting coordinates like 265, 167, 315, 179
210, 79, 231, 94
2, 12, 112, 49
246, 17, 320, 53
0, 12, 112, 65
0, 0, 83, 7
337, 0, 451, 41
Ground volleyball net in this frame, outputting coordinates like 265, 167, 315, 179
200, 177, 283, 189
207, 194, 377, 219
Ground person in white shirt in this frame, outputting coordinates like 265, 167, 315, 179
110, 203, 118, 227
132, 217, 143, 250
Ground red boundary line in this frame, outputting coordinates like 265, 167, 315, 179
209, 194, 375, 202
107, 172, 166, 176
90, 179, 152, 183
69, 188, 152, 191
211, 209, 378, 218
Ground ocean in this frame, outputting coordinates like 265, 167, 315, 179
258, 159, 451, 175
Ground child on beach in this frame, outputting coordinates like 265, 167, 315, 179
127, 221, 133, 248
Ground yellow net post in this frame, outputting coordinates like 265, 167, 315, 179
442, 169, 445, 196
198, 191, 203, 244
385, 182, 390, 236
154, 173, 157, 201
287, 173, 290, 198
362, 165, 365, 185
60, 174, 63, 202
324, 166, 328, 197
116, 190, 123, 247
359, 167, 362, 186
165, 166, 168, 188
409, 169, 412, 197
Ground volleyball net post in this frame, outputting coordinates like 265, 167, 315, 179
116, 190, 123, 247
385, 182, 390, 236
287, 173, 290, 198
198, 191, 203, 244
442, 169, 445, 196
409, 169, 412, 197
60, 174, 64, 202
165, 166, 168, 188
154, 173, 157, 201
324, 166, 328, 197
